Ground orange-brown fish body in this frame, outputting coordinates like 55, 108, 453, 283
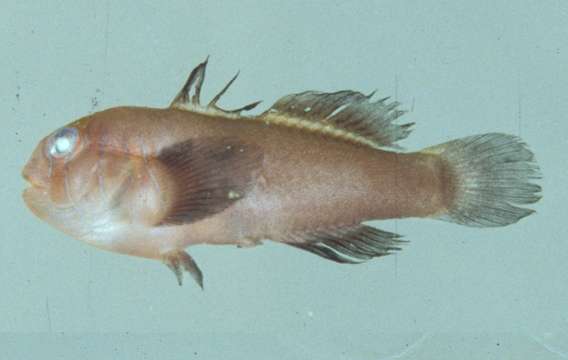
43, 108, 445, 252
22, 60, 541, 287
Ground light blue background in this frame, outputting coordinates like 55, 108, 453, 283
2, 1, 567, 359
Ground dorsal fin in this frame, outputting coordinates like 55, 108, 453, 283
170, 58, 261, 116
170, 60, 413, 149
260, 90, 413, 149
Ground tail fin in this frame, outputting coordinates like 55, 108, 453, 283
422, 133, 542, 227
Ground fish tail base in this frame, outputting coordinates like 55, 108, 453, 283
421, 133, 542, 227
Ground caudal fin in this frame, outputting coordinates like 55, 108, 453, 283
422, 133, 542, 227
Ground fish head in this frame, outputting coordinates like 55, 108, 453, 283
22, 115, 135, 239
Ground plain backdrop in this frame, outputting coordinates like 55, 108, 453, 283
1, 1, 567, 359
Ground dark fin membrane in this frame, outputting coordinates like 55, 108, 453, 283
422, 133, 542, 227
162, 249, 204, 288
261, 90, 413, 149
286, 224, 406, 264
156, 137, 263, 226
170, 57, 208, 107
170, 58, 261, 115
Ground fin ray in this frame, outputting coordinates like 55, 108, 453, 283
156, 137, 263, 226
261, 90, 413, 149
286, 224, 406, 264
423, 133, 542, 227
162, 250, 204, 288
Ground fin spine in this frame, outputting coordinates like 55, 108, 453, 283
170, 60, 261, 116
171, 61, 413, 150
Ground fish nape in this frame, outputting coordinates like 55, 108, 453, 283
21, 59, 541, 289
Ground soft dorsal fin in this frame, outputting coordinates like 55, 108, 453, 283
286, 224, 406, 264
260, 90, 413, 149
170, 58, 261, 116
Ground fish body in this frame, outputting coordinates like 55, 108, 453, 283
22, 60, 541, 287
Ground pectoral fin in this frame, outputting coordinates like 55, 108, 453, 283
156, 137, 263, 226
162, 250, 204, 288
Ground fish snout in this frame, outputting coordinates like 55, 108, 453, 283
22, 149, 50, 190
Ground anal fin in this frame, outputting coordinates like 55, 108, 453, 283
286, 224, 405, 264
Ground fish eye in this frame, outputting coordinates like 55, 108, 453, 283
48, 127, 79, 158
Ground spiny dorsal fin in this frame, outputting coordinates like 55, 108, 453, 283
170, 58, 261, 116
286, 224, 406, 264
260, 90, 413, 149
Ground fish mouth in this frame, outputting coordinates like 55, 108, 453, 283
22, 165, 48, 191
21, 170, 49, 212
22, 171, 78, 211
22, 178, 48, 201
22, 177, 47, 192
22, 183, 51, 221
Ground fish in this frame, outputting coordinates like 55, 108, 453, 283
22, 59, 542, 288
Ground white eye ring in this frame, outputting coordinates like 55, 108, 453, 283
49, 127, 79, 158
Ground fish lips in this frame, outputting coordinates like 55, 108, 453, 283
22, 183, 50, 220
22, 156, 52, 219
22, 167, 47, 190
